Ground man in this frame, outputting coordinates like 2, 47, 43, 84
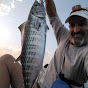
33, 0, 88, 88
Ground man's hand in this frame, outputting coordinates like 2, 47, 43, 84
45, 0, 56, 15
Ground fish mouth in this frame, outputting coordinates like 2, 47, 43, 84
31, 0, 46, 18
36, 0, 44, 4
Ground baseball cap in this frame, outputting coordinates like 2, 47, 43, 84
65, 5, 88, 23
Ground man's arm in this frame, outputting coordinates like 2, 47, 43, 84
45, 0, 69, 45
84, 52, 88, 77
45, 0, 56, 15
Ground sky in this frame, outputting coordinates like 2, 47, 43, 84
0, 0, 88, 65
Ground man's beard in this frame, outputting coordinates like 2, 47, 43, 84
70, 30, 88, 47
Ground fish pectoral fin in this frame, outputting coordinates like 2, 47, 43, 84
46, 25, 49, 30
15, 55, 21, 62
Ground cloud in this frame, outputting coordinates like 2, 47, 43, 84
0, 46, 21, 58
16, 0, 23, 1
0, 3, 11, 16
0, 0, 22, 16
11, 0, 15, 8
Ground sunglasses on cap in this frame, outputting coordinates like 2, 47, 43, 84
71, 5, 88, 14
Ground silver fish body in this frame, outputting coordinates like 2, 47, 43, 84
20, 0, 48, 88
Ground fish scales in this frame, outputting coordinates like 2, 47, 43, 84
19, 0, 47, 88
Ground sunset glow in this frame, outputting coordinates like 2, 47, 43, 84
0, 25, 11, 44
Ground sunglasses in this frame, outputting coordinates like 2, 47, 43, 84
69, 21, 87, 28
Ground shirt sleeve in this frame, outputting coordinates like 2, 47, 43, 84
48, 13, 69, 45
35, 55, 58, 88
84, 52, 88, 76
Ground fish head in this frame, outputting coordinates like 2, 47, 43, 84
36, 0, 44, 4
30, 0, 46, 18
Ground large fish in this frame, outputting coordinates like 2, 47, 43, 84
17, 0, 48, 88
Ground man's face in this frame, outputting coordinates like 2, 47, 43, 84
69, 16, 88, 47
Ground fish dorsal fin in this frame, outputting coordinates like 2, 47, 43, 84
18, 22, 26, 32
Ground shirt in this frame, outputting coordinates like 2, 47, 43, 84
36, 13, 88, 88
